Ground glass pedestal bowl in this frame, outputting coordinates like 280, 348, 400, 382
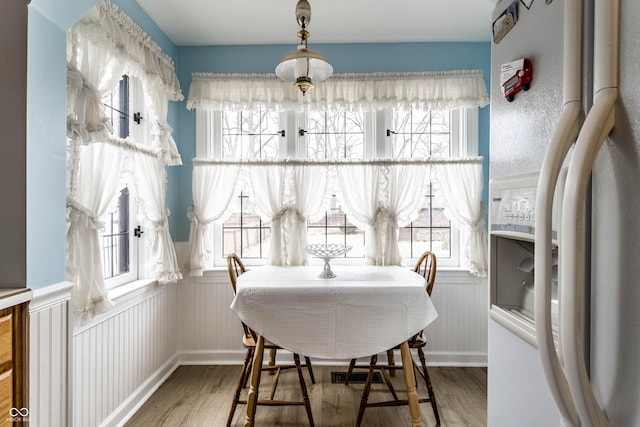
305, 243, 352, 279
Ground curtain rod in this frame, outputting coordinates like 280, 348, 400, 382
192, 157, 483, 167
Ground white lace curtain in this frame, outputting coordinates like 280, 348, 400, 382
186, 70, 489, 112
435, 162, 487, 277
249, 164, 331, 266
336, 163, 429, 266
66, 0, 183, 319
186, 158, 486, 276
67, 143, 126, 316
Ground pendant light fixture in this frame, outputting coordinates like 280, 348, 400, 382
275, 0, 333, 95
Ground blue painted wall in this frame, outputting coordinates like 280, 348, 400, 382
174, 42, 491, 241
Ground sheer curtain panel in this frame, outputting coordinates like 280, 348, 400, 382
335, 164, 383, 265
248, 164, 289, 266
287, 165, 331, 266
187, 164, 242, 276
67, 143, 125, 319
132, 151, 182, 283
435, 162, 487, 277
336, 163, 428, 266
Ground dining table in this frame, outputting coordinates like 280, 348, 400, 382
230, 264, 438, 427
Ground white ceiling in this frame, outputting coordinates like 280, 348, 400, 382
135, 0, 496, 46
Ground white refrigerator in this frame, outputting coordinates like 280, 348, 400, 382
488, 0, 640, 425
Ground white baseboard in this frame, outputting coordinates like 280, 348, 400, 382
177, 350, 487, 367
426, 351, 488, 367
101, 354, 180, 427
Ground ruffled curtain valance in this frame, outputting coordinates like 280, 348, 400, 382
68, 0, 182, 101
186, 158, 486, 277
186, 70, 489, 112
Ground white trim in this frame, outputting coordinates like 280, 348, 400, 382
73, 278, 161, 334
29, 281, 71, 313
0, 288, 33, 311
177, 349, 487, 368
99, 355, 180, 427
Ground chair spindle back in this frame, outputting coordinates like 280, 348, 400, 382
414, 251, 437, 296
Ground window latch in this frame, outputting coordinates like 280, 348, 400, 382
133, 112, 143, 124
386, 129, 398, 137
134, 225, 144, 238
278, 130, 285, 137
299, 128, 308, 136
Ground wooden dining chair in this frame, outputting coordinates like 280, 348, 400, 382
226, 254, 315, 427
345, 251, 441, 426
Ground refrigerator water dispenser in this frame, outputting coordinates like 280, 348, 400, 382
489, 171, 564, 346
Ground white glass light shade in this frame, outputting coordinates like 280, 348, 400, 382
275, 46, 333, 83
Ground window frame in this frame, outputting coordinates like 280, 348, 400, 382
196, 106, 478, 269
100, 74, 148, 289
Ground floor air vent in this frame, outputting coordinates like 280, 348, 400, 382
331, 371, 383, 384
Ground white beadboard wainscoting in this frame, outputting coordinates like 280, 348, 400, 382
177, 268, 488, 367
27, 257, 486, 426
29, 280, 180, 427
72, 280, 179, 427
29, 281, 73, 427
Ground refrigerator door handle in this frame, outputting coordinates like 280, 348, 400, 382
560, 0, 618, 424
561, 88, 616, 427
534, 0, 583, 425
535, 102, 581, 427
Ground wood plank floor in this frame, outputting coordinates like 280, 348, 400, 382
126, 364, 487, 427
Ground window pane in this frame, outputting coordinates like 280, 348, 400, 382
392, 110, 453, 260
305, 109, 364, 159
222, 107, 281, 159
431, 110, 450, 133
222, 107, 281, 257
412, 110, 430, 133
307, 133, 326, 159
431, 133, 451, 157
304, 110, 365, 253
414, 134, 431, 158
393, 110, 411, 133
100, 77, 131, 277
308, 111, 326, 133
102, 75, 129, 139
222, 193, 272, 259
392, 134, 413, 159
346, 133, 364, 158
101, 187, 130, 279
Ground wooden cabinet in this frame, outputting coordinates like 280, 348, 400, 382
0, 291, 29, 426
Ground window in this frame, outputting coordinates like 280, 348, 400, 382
388, 110, 456, 262
197, 106, 477, 268
100, 75, 145, 286
303, 109, 366, 258
102, 75, 130, 140
219, 107, 280, 258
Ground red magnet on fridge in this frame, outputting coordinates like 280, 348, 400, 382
500, 58, 533, 102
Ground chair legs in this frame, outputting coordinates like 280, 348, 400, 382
294, 353, 315, 427
345, 358, 357, 385
227, 348, 315, 426
227, 347, 254, 427
304, 356, 316, 384
417, 347, 440, 425
356, 354, 378, 427
354, 349, 441, 426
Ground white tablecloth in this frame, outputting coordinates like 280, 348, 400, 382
230, 265, 438, 359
